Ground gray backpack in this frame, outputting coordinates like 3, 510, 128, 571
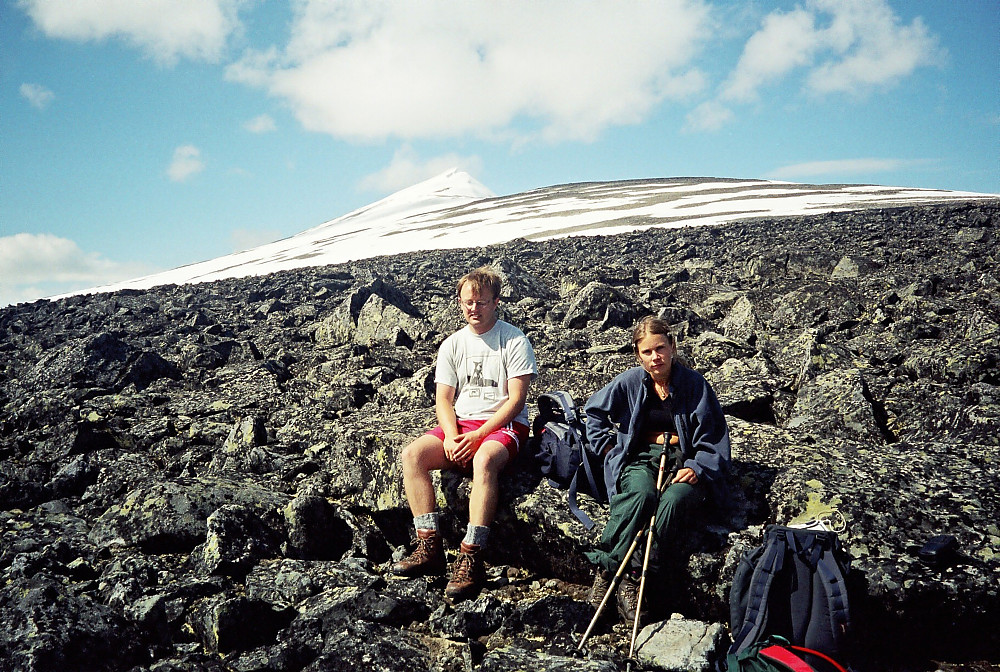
528, 391, 605, 529
728, 525, 853, 663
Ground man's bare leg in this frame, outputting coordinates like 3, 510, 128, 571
468, 440, 510, 527
393, 434, 454, 577
400, 433, 453, 517
444, 440, 510, 599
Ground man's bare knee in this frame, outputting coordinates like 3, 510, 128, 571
400, 441, 419, 470
472, 442, 510, 480
402, 435, 448, 473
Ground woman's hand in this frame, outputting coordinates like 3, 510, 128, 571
671, 467, 699, 485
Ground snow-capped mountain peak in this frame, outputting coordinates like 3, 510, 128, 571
67, 172, 997, 297
325, 168, 495, 226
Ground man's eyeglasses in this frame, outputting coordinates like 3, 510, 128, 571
458, 299, 495, 309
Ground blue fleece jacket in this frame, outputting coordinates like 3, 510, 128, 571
583, 363, 731, 506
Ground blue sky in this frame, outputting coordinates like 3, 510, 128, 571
2, 0, 998, 306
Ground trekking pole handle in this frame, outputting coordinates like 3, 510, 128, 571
654, 448, 668, 491
658, 433, 680, 492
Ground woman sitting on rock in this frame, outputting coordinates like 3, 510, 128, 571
584, 315, 731, 623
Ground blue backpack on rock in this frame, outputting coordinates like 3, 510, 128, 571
528, 391, 607, 529
725, 636, 849, 672
727, 525, 854, 668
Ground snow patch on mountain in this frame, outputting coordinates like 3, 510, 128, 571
69, 171, 996, 297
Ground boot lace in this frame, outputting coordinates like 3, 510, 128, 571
451, 550, 474, 582
409, 536, 435, 562
620, 578, 640, 613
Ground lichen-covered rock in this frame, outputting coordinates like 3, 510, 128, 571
428, 593, 514, 640
282, 495, 354, 561
786, 368, 889, 443
192, 503, 285, 576
23, 332, 180, 395
634, 615, 729, 672
0, 200, 998, 670
192, 592, 293, 654
562, 281, 638, 329
314, 277, 428, 348
719, 294, 765, 344
88, 477, 290, 553
481, 647, 618, 671
0, 574, 142, 671
354, 293, 433, 348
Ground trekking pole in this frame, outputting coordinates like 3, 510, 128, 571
577, 441, 676, 652
576, 526, 648, 651
626, 440, 674, 671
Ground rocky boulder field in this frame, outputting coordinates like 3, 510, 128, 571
1, 201, 998, 672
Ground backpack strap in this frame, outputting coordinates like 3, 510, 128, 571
786, 646, 849, 672
783, 530, 852, 655
759, 645, 818, 672
558, 391, 601, 530
545, 390, 579, 424
567, 466, 596, 530
787, 530, 851, 646
759, 643, 849, 672
812, 534, 852, 650
729, 527, 788, 655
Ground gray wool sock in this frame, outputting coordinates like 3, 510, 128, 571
463, 524, 490, 548
413, 512, 439, 532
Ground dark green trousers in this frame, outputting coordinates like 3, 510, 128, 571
585, 443, 704, 575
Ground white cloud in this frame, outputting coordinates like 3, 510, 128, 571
226, 0, 711, 143
722, 8, 818, 102
20, 82, 55, 109
18, 0, 245, 64
359, 147, 484, 194
767, 157, 928, 181
684, 100, 734, 132
804, 0, 943, 95
722, 0, 944, 104
243, 113, 276, 133
0, 233, 153, 306
167, 145, 205, 182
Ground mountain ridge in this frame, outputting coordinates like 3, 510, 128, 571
63, 171, 997, 299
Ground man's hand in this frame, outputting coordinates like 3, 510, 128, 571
444, 429, 484, 466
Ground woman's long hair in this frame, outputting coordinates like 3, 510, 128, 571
631, 315, 676, 354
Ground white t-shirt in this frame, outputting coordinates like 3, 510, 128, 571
435, 320, 538, 425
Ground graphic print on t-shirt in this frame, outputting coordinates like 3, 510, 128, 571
437, 320, 536, 423
464, 358, 499, 401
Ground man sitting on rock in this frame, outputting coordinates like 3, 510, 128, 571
392, 266, 538, 600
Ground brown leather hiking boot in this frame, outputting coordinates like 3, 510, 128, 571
391, 529, 445, 577
445, 542, 485, 600
588, 569, 613, 610
617, 574, 641, 623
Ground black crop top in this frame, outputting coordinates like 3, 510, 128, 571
645, 393, 675, 436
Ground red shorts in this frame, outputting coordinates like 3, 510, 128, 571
426, 419, 530, 463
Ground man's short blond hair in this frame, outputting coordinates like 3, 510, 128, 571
456, 266, 502, 300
